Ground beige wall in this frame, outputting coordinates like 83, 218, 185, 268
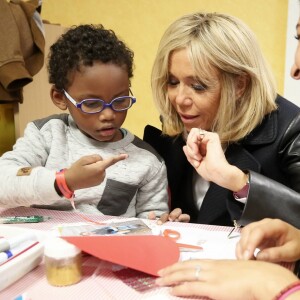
0, 0, 288, 154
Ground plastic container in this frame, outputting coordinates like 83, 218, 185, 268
44, 237, 82, 286
0, 225, 45, 291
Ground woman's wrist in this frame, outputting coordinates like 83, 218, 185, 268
233, 171, 249, 199
221, 166, 249, 192
233, 170, 249, 193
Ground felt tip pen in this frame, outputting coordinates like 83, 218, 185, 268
0, 232, 37, 252
0, 215, 51, 224
14, 293, 30, 300
0, 240, 38, 265
14, 293, 29, 300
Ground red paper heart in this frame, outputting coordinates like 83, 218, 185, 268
62, 235, 180, 276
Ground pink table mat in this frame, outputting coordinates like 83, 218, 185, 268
0, 206, 295, 300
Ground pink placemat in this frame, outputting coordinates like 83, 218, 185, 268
0, 206, 295, 300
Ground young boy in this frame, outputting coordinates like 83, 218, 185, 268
0, 24, 169, 218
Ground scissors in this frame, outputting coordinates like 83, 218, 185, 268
162, 229, 203, 252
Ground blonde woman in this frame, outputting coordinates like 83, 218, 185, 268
144, 12, 300, 228
154, 9, 300, 300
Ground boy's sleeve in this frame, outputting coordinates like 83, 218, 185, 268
135, 160, 169, 219
0, 122, 61, 207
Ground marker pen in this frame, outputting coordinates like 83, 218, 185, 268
0, 215, 51, 224
0, 240, 38, 265
0, 232, 37, 252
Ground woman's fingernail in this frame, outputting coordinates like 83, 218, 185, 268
155, 278, 163, 285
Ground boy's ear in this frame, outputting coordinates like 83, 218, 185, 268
50, 86, 68, 110
235, 75, 248, 99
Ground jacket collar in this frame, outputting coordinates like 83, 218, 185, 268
242, 105, 278, 146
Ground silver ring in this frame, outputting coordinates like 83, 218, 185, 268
198, 128, 205, 137
194, 265, 201, 280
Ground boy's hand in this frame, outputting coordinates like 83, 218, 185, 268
156, 208, 190, 224
64, 154, 128, 191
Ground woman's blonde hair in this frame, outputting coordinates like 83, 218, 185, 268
151, 12, 277, 143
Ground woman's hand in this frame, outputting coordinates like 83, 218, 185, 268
64, 153, 128, 191
156, 259, 298, 300
183, 128, 247, 192
236, 218, 300, 262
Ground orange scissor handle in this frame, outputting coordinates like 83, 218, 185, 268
163, 229, 181, 240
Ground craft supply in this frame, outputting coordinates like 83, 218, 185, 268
0, 240, 39, 265
162, 229, 203, 251
0, 232, 37, 252
0, 227, 44, 292
0, 216, 51, 224
227, 219, 241, 239
13, 292, 30, 300
44, 237, 82, 286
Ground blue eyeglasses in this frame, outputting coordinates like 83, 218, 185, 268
63, 90, 136, 114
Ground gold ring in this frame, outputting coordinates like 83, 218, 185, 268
195, 265, 201, 280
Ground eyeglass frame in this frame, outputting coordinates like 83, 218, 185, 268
63, 89, 136, 114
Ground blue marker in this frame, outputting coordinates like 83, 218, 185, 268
0, 249, 13, 263
0, 232, 37, 252
0, 240, 38, 265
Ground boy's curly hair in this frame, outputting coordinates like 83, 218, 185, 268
47, 24, 134, 90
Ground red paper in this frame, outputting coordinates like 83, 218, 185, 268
62, 235, 180, 276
